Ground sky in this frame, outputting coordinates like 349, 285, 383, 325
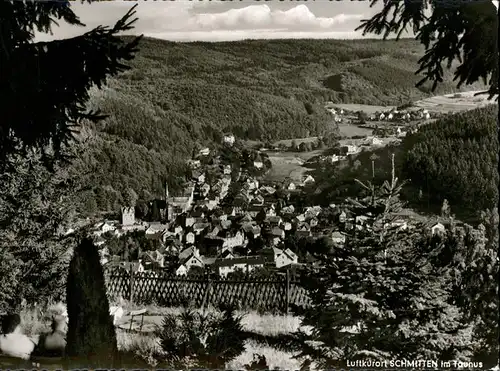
34, 0, 499, 43
34, 0, 398, 42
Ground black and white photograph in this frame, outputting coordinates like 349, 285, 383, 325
0, 0, 498, 369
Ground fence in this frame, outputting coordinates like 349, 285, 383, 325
104, 268, 311, 313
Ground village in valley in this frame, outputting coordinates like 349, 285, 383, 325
90, 102, 450, 282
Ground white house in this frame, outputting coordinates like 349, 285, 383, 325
176, 253, 204, 276
201, 183, 211, 197
215, 257, 265, 278
93, 221, 116, 236
191, 171, 205, 184
344, 144, 358, 154
283, 248, 298, 264
268, 247, 298, 269
253, 156, 264, 169
199, 147, 210, 156
365, 136, 383, 146
247, 179, 259, 190
223, 165, 232, 175
98, 247, 110, 265
430, 222, 446, 236
223, 231, 245, 249
186, 231, 195, 245
339, 211, 347, 223
303, 175, 315, 185
187, 159, 201, 169
145, 223, 168, 235
331, 154, 340, 163
223, 134, 235, 146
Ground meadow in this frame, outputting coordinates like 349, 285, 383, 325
265, 150, 320, 182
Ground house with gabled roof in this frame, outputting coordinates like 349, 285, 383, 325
141, 250, 165, 269
93, 220, 117, 236
260, 247, 297, 269
246, 178, 259, 190
429, 222, 446, 236
176, 247, 204, 276
283, 178, 296, 191
120, 261, 145, 274
219, 249, 235, 260
185, 231, 195, 245
297, 223, 311, 238
302, 175, 315, 185
253, 154, 264, 169
251, 194, 265, 206
145, 223, 169, 235
192, 170, 205, 184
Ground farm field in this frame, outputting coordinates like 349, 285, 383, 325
338, 123, 373, 138
332, 91, 497, 116
412, 91, 498, 114
265, 150, 321, 182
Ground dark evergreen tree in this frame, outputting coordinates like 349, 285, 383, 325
0, 150, 80, 310
65, 238, 118, 368
295, 166, 473, 368
0, 1, 142, 168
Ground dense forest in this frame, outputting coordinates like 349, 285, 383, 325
73, 37, 487, 214
402, 105, 499, 215
311, 105, 498, 222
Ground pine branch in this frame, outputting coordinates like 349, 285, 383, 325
0, 4, 142, 166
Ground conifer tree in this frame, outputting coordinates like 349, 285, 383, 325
0, 1, 142, 168
65, 237, 118, 368
0, 150, 81, 310
296, 155, 472, 368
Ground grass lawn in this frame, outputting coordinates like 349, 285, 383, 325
18, 301, 305, 370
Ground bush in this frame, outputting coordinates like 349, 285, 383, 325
65, 238, 118, 368
156, 305, 246, 368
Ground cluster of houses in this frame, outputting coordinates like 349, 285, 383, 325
91, 133, 451, 279
325, 104, 432, 123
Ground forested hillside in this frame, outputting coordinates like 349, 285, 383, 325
311, 105, 498, 222
74, 37, 487, 214
402, 105, 499, 215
